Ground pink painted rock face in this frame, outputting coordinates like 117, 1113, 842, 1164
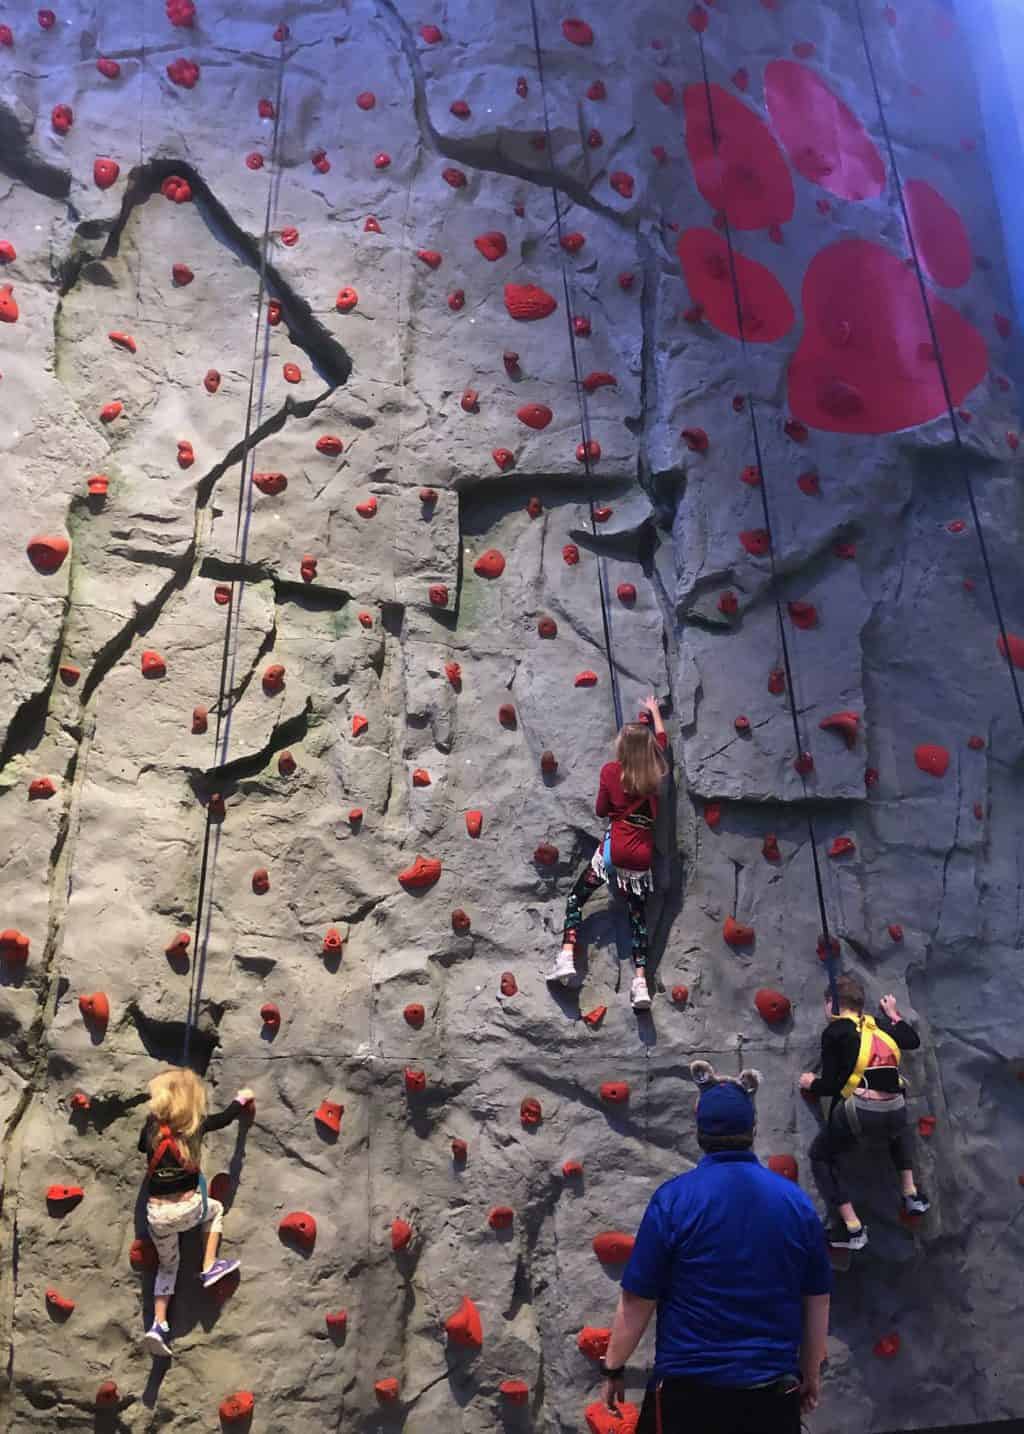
904, 180, 972, 289
684, 84, 794, 231
677, 230, 794, 344
787, 238, 988, 434
765, 62, 885, 202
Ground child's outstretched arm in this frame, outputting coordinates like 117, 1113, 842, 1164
202, 1088, 254, 1134
641, 694, 667, 743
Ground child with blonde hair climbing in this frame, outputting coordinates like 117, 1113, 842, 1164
547, 695, 669, 1010
138, 1066, 252, 1358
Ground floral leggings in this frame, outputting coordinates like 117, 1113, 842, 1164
562, 865, 650, 967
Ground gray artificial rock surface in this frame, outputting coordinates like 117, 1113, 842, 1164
1, 0, 1022, 1430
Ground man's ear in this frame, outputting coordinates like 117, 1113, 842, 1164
737, 1068, 762, 1095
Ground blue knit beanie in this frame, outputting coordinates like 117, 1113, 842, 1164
696, 1081, 756, 1136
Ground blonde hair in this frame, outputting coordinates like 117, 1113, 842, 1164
147, 1067, 207, 1165
616, 722, 668, 797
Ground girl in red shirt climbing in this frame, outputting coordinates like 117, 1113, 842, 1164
547, 695, 669, 1010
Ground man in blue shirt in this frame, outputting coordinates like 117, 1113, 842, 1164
599, 1063, 832, 1433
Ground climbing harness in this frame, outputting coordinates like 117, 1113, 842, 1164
146, 1123, 208, 1216
182, 34, 288, 1062
527, 0, 624, 732
693, 37, 840, 1014
839, 1014, 904, 1099
853, 0, 1024, 736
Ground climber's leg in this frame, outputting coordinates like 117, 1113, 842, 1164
625, 889, 652, 1010
886, 1113, 931, 1214
809, 1107, 867, 1246
548, 864, 604, 984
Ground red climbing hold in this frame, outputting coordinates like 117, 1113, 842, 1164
562, 18, 594, 45
348, 808, 363, 825
600, 1082, 630, 1104
445, 1296, 483, 1349
452, 909, 471, 934
828, 836, 856, 858
671, 985, 689, 1007
419, 23, 443, 43
574, 671, 598, 687
279, 1211, 317, 1250
500, 1381, 530, 1404
140, 650, 166, 678
723, 916, 754, 948
213, 585, 232, 606
797, 472, 820, 496
465, 810, 483, 838
561, 232, 586, 254
461, 390, 479, 412
443, 167, 467, 189
447, 290, 465, 312
996, 633, 1024, 669
322, 928, 343, 955
374, 153, 391, 169
412, 769, 431, 787
504, 283, 558, 321
787, 601, 817, 630
474, 231, 507, 262
704, 804, 721, 830
578, 441, 601, 464
581, 372, 616, 393
0, 930, 30, 965
166, 0, 196, 25
784, 418, 808, 443
356, 497, 378, 518
527, 496, 543, 518
915, 744, 949, 778
763, 834, 780, 862
47, 1185, 84, 1211
172, 262, 193, 285
873, 1334, 901, 1360
534, 843, 559, 866
593, 1232, 635, 1264
541, 751, 558, 776
768, 669, 786, 695
177, 440, 194, 469
967, 735, 985, 751
404, 1068, 426, 1093
563, 1159, 584, 1178
398, 856, 441, 890
403, 1003, 425, 1029
252, 869, 270, 895
356, 91, 376, 111
129, 1236, 158, 1272
452, 1137, 469, 1160
166, 932, 191, 960
51, 104, 73, 135
312, 150, 330, 174
351, 714, 368, 738
26, 535, 69, 575
755, 988, 791, 1024
820, 712, 859, 747
450, 100, 470, 118
262, 664, 285, 695
517, 404, 553, 430
300, 555, 317, 583
204, 369, 221, 394
888, 924, 904, 943
767, 1154, 798, 1182
578, 1328, 611, 1360
492, 449, 515, 472
160, 175, 192, 204
582, 1006, 606, 1027
253, 471, 287, 496
94, 158, 120, 189
918, 1116, 936, 1138
335, 286, 358, 313
87, 475, 109, 498
325, 1310, 348, 1335
740, 529, 770, 557
374, 1379, 400, 1404
474, 549, 506, 578
610, 171, 635, 199
283, 362, 301, 384
520, 1096, 542, 1127
167, 58, 200, 89
315, 1100, 344, 1135
718, 591, 738, 616
498, 704, 517, 727
0, 241, 14, 265
794, 752, 815, 776
430, 585, 450, 610
419, 487, 438, 504
95, 1383, 119, 1408
682, 428, 709, 453
488, 1206, 515, 1229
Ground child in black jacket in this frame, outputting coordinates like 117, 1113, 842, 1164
799, 974, 929, 1249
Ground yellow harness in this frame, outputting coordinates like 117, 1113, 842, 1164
840, 1014, 903, 1098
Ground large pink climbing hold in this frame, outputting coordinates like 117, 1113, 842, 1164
904, 180, 972, 289
474, 231, 508, 262
996, 634, 1024, 669
444, 1295, 483, 1349
684, 84, 794, 230
473, 549, 506, 578
26, 535, 69, 575
398, 856, 442, 890
592, 1231, 635, 1264
915, 744, 950, 778
677, 230, 794, 344
562, 18, 594, 45
505, 284, 557, 320
820, 712, 860, 747
723, 916, 754, 947
279, 1211, 317, 1251
517, 404, 553, 430
755, 988, 791, 1024
765, 62, 885, 202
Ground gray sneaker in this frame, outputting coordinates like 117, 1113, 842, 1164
828, 1222, 868, 1251
903, 1190, 930, 1216
143, 1320, 172, 1358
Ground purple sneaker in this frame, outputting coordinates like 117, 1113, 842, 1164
200, 1257, 240, 1288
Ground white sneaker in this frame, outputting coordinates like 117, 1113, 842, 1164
546, 948, 579, 987
630, 973, 652, 1010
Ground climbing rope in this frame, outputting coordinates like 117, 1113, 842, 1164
182, 35, 288, 1061
693, 38, 840, 1013
852, 0, 1024, 736
526, 0, 624, 732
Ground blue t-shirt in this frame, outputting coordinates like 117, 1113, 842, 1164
621, 1151, 832, 1387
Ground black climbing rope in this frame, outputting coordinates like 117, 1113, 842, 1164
852, 0, 1024, 737
694, 37, 840, 1013
526, 0, 625, 732
182, 35, 288, 1061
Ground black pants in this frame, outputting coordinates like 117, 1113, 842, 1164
637, 1377, 801, 1434
562, 863, 649, 966
809, 1097, 914, 1208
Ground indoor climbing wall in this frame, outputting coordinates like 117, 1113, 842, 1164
1, 0, 1023, 1430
